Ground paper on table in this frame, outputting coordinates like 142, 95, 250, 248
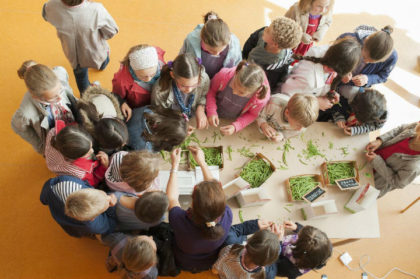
195, 166, 220, 183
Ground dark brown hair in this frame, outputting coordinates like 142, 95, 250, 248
61, 0, 84, 6
159, 53, 202, 91
94, 118, 128, 151
201, 11, 230, 47
292, 226, 332, 269
294, 38, 361, 90
235, 60, 268, 99
364, 25, 394, 61
350, 89, 387, 124
51, 125, 92, 160
142, 106, 188, 152
191, 180, 226, 240
135, 191, 169, 223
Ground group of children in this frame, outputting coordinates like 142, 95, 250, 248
11, 0, 420, 278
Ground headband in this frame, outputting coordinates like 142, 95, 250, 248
129, 47, 158, 70
381, 28, 391, 35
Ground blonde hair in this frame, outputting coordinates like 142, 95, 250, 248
121, 44, 151, 67
65, 189, 108, 221
235, 61, 268, 99
122, 236, 157, 273
287, 94, 319, 127
270, 17, 302, 49
120, 151, 160, 192
17, 61, 58, 97
298, 0, 335, 15
200, 11, 230, 47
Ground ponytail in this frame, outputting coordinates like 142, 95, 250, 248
235, 60, 268, 100
364, 25, 394, 61
18, 61, 58, 97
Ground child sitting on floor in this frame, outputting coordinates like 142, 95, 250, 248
257, 93, 319, 142
179, 11, 242, 79
206, 61, 270, 136
242, 17, 302, 90
105, 150, 160, 194
44, 121, 109, 188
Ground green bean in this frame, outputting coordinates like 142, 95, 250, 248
240, 158, 273, 188
326, 162, 355, 184
239, 210, 244, 223
189, 147, 223, 167
302, 140, 326, 160
289, 176, 318, 200
227, 146, 233, 161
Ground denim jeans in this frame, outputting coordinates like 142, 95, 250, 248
73, 55, 110, 95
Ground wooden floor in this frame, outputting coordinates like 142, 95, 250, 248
1, 0, 419, 278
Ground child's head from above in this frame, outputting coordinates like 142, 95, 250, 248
200, 11, 230, 56
293, 225, 332, 269
350, 89, 387, 124
286, 94, 319, 130
263, 17, 302, 50
120, 151, 160, 192
122, 235, 157, 273
363, 25, 394, 63
191, 180, 226, 240
94, 118, 128, 151
323, 38, 361, 76
65, 189, 115, 221
122, 44, 159, 82
233, 61, 268, 99
51, 125, 93, 160
245, 229, 280, 266
298, 0, 334, 16
143, 106, 188, 152
135, 191, 169, 224
61, 0, 83, 6
18, 61, 62, 103
160, 53, 202, 94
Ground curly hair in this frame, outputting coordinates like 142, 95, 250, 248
270, 17, 303, 49
350, 89, 387, 123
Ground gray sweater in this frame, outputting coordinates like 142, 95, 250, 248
372, 122, 420, 198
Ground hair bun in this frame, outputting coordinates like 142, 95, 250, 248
203, 11, 219, 23
381, 25, 393, 35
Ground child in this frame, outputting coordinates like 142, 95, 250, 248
114, 191, 168, 231
44, 121, 109, 188
333, 88, 387, 136
338, 25, 397, 95
167, 146, 233, 272
257, 93, 319, 142
42, 0, 118, 94
280, 38, 361, 113
151, 53, 210, 129
40, 175, 117, 237
126, 106, 189, 152
179, 11, 242, 79
285, 0, 334, 56
213, 228, 282, 279
105, 150, 160, 194
274, 221, 332, 278
365, 121, 420, 198
112, 44, 166, 118
102, 233, 158, 279
77, 86, 129, 153
242, 17, 302, 90
206, 61, 270, 136
11, 61, 77, 154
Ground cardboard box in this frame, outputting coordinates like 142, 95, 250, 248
286, 174, 325, 202
236, 187, 271, 208
187, 146, 224, 170
222, 177, 250, 200
301, 199, 338, 220
321, 161, 360, 188
239, 153, 276, 188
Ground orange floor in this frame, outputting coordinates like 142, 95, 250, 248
1, 0, 419, 278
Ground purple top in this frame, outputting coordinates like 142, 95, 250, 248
216, 79, 251, 119
309, 13, 322, 19
169, 205, 233, 271
201, 45, 229, 79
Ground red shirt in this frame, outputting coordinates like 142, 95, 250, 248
376, 137, 420, 161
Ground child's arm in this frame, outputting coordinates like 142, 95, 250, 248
166, 148, 181, 210
97, 5, 119, 40
189, 146, 213, 181
347, 120, 386, 136
312, 13, 333, 42
92, 151, 109, 184
242, 27, 264, 59
364, 53, 397, 87
196, 71, 210, 106
11, 113, 43, 154
232, 92, 270, 132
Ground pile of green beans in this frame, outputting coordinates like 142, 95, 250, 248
303, 140, 326, 160
240, 158, 273, 188
326, 162, 355, 184
289, 176, 318, 201
189, 147, 223, 167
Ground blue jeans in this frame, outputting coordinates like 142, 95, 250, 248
73, 55, 110, 95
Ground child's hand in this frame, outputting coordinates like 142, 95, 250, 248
336, 121, 347, 129
261, 122, 277, 140
270, 223, 285, 240
302, 33, 312, 44
352, 74, 368, 86
108, 193, 117, 207
220, 125, 235, 136
188, 146, 206, 166
272, 134, 284, 143
344, 127, 352, 136
121, 102, 132, 122
195, 106, 208, 129
187, 125, 195, 136
258, 219, 273, 230
366, 139, 382, 152
365, 151, 377, 162
341, 73, 353, 83
170, 148, 181, 169
208, 115, 219, 127
97, 151, 109, 168
317, 96, 335, 111
283, 220, 297, 231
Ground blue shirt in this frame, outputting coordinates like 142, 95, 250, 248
126, 106, 154, 151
